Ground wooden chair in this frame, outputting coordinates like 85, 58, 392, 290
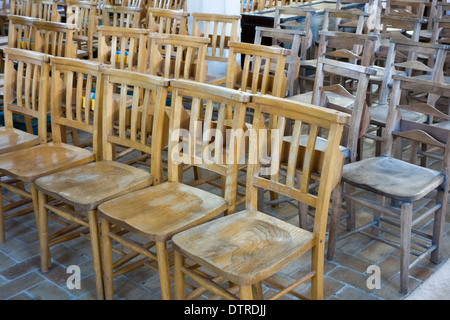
226, 41, 289, 98
191, 12, 241, 86
364, 38, 449, 156
34, 20, 79, 58
0, 57, 98, 244
254, 26, 305, 97
102, 4, 142, 28
7, 15, 39, 51
172, 93, 350, 300
327, 75, 450, 294
30, 0, 62, 22
98, 79, 251, 300
0, 48, 49, 158
148, 33, 209, 83
97, 25, 149, 73
35, 68, 170, 300
10, 0, 32, 16
145, 8, 189, 35
431, 3, 450, 78
146, 0, 186, 11
240, 0, 280, 13
66, 0, 99, 60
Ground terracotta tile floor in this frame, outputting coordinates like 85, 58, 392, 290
0, 140, 449, 300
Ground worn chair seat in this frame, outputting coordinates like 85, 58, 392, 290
0, 127, 40, 154
98, 181, 229, 242
35, 161, 152, 211
369, 103, 427, 126
172, 209, 314, 286
0, 142, 94, 182
342, 156, 444, 202
288, 90, 354, 109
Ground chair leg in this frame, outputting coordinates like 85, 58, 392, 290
400, 202, 412, 294
101, 217, 114, 300
174, 250, 185, 300
311, 238, 325, 300
327, 182, 343, 261
431, 185, 447, 264
87, 210, 104, 300
252, 282, 263, 300
37, 190, 51, 272
0, 188, 5, 243
156, 241, 172, 300
239, 285, 254, 300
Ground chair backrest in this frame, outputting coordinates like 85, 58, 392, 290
383, 75, 450, 169
97, 25, 149, 73
34, 20, 78, 58
66, 0, 99, 60
49, 57, 104, 160
273, 7, 315, 57
226, 41, 289, 98
323, 8, 369, 34
191, 13, 241, 64
148, 33, 210, 83
312, 57, 376, 162
8, 15, 39, 50
378, 38, 449, 106
102, 4, 142, 28
240, 0, 280, 13
168, 79, 251, 213
379, 13, 426, 41
248, 94, 350, 242
10, 0, 32, 16
254, 27, 305, 96
3, 48, 51, 143
147, 0, 186, 11
102, 68, 169, 184
30, 0, 61, 22
431, 2, 450, 45
145, 8, 189, 34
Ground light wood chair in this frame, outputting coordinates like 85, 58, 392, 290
35, 68, 170, 300
191, 12, 241, 86
33, 20, 79, 58
148, 33, 209, 83
102, 4, 142, 28
97, 25, 149, 73
0, 48, 49, 159
10, 0, 32, 16
254, 26, 305, 97
146, 0, 186, 11
172, 93, 350, 300
30, 0, 62, 22
0, 57, 98, 244
66, 0, 99, 60
98, 79, 251, 300
327, 75, 450, 294
145, 8, 189, 35
7, 15, 39, 51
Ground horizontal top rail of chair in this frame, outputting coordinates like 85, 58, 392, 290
34, 20, 77, 30
381, 13, 427, 24
229, 41, 290, 57
171, 79, 252, 103
103, 67, 170, 87
191, 12, 242, 21
274, 6, 317, 14
150, 32, 211, 44
390, 37, 450, 51
324, 8, 369, 17
97, 25, 150, 36
256, 26, 307, 37
319, 57, 377, 76
50, 55, 104, 72
252, 94, 351, 127
393, 74, 450, 98
147, 7, 189, 16
3, 47, 50, 63
319, 30, 379, 42
8, 14, 40, 23
103, 4, 143, 13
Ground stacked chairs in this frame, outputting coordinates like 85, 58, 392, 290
172, 90, 350, 300
327, 75, 450, 294
98, 80, 251, 300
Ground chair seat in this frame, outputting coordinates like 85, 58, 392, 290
35, 161, 152, 210
0, 142, 94, 182
172, 209, 314, 286
97, 181, 229, 242
342, 156, 444, 202
288, 91, 354, 109
300, 59, 317, 68
0, 127, 40, 155
369, 103, 427, 126
205, 73, 226, 86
